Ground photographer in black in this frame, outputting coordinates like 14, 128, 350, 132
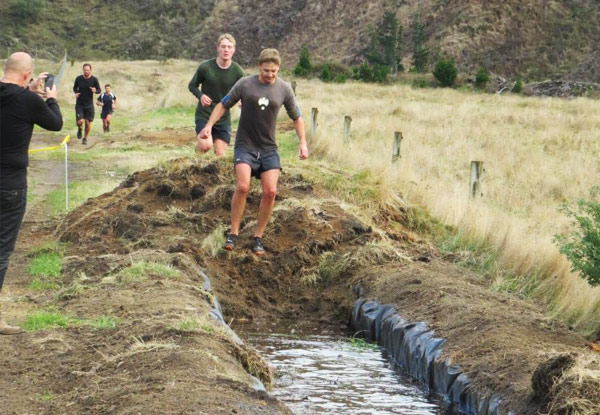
0, 51, 63, 334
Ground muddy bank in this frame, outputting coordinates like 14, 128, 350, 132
1, 156, 598, 414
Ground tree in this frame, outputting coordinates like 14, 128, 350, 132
293, 46, 312, 77
433, 59, 457, 87
554, 186, 600, 287
411, 10, 428, 72
364, 11, 403, 74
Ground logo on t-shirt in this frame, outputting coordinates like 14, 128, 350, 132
258, 97, 269, 110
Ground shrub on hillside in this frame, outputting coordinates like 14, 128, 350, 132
293, 46, 312, 77
475, 67, 490, 88
433, 59, 457, 87
512, 79, 523, 93
313, 62, 352, 83
11, 0, 45, 23
554, 186, 600, 287
353, 63, 389, 83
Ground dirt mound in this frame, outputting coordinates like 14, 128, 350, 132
543, 355, 600, 415
55, 157, 387, 322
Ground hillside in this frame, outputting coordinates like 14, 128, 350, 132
1, 0, 599, 81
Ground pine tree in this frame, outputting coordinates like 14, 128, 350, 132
411, 10, 428, 73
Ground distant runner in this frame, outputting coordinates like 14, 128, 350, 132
73, 63, 100, 145
96, 84, 116, 133
199, 48, 308, 255
189, 33, 245, 156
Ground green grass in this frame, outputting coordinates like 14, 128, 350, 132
27, 248, 63, 291
24, 311, 77, 331
38, 391, 55, 402
172, 318, 213, 333
115, 261, 181, 283
348, 334, 377, 350
89, 315, 120, 329
46, 180, 117, 215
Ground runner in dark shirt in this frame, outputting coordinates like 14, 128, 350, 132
190, 33, 245, 156
96, 84, 117, 133
73, 63, 100, 144
0, 52, 63, 335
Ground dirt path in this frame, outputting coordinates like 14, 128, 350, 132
1, 130, 598, 414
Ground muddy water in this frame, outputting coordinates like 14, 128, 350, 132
238, 323, 443, 415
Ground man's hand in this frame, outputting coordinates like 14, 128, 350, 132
200, 94, 213, 107
45, 84, 58, 100
29, 72, 47, 94
75, 92, 81, 99
196, 128, 213, 153
90, 87, 97, 93
298, 141, 309, 160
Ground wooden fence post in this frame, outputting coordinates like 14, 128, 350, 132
469, 161, 484, 199
343, 115, 352, 145
310, 108, 319, 141
291, 81, 297, 95
392, 131, 403, 163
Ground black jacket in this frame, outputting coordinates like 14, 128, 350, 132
0, 82, 63, 190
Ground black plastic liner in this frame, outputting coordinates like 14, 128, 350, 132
351, 299, 510, 415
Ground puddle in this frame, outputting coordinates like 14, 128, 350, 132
238, 323, 443, 415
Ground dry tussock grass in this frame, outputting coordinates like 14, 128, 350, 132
296, 79, 600, 334
545, 355, 600, 415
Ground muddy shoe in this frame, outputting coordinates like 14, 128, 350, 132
77, 126, 82, 139
223, 234, 238, 251
82, 138, 87, 145
252, 237, 265, 256
0, 320, 23, 335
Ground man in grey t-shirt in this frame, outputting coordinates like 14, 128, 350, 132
199, 48, 308, 255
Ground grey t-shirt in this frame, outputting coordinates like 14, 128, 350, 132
221, 75, 300, 152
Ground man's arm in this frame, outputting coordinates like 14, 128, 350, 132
188, 66, 204, 100
31, 86, 63, 132
294, 117, 308, 159
96, 94, 103, 106
93, 78, 101, 94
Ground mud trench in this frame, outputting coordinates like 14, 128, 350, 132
2, 156, 596, 415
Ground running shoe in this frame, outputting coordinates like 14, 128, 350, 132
252, 237, 264, 256
82, 138, 87, 145
223, 234, 238, 251
77, 126, 82, 139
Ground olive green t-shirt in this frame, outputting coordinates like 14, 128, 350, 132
188, 59, 245, 126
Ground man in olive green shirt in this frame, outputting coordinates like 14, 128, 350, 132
189, 33, 245, 156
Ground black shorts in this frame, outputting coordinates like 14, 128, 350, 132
101, 110, 113, 120
75, 104, 95, 122
195, 119, 232, 144
234, 148, 281, 178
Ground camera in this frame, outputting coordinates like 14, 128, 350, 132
44, 74, 55, 90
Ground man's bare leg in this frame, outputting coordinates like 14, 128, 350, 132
230, 164, 252, 235
254, 169, 279, 238
84, 119, 92, 139
213, 139, 228, 157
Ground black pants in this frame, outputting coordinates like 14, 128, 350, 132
0, 189, 27, 292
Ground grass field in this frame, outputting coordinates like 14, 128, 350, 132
3, 58, 599, 335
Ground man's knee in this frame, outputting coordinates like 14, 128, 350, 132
262, 187, 277, 200
214, 147, 226, 157
236, 182, 250, 195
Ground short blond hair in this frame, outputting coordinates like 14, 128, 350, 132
258, 49, 281, 66
216, 33, 236, 47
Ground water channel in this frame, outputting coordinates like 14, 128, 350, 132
237, 322, 444, 415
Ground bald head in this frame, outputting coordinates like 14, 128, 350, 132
2, 52, 33, 87
5, 52, 33, 74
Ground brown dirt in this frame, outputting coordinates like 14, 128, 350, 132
1, 133, 599, 414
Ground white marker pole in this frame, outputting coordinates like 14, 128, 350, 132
64, 142, 69, 211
